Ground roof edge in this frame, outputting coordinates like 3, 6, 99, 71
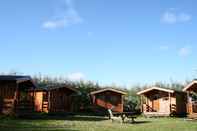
137, 87, 175, 95
90, 88, 127, 95
183, 80, 197, 92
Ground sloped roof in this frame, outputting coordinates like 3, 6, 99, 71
35, 84, 79, 93
0, 75, 31, 81
47, 84, 79, 92
137, 87, 174, 95
90, 88, 127, 95
0, 75, 37, 88
183, 80, 197, 91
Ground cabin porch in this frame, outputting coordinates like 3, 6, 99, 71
137, 87, 177, 117
141, 92, 173, 117
186, 92, 197, 118
183, 81, 197, 118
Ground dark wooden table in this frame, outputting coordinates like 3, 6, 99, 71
113, 112, 137, 123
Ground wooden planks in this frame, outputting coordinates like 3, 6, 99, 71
42, 101, 48, 112
48, 88, 74, 113
1, 99, 15, 115
0, 82, 16, 115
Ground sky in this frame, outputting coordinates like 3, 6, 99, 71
0, 0, 196, 86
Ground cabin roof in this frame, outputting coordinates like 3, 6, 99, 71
90, 88, 127, 95
47, 84, 78, 92
35, 84, 79, 93
137, 87, 175, 95
182, 80, 197, 92
0, 75, 31, 81
0, 75, 37, 88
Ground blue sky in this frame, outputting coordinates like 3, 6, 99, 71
0, 0, 196, 86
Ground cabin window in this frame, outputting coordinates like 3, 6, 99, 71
111, 96, 118, 103
97, 94, 105, 100
108, 95, 119, 105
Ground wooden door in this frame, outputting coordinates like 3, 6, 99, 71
152, 99, 160, 112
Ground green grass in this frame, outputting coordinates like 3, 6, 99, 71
0, 115, 197, 131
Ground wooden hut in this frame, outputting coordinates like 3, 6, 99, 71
182, 80, 197, 118
137, 87, 186, 117
0, 75, 36, 115
90, 88, 127, 113
33, 84, 79, 113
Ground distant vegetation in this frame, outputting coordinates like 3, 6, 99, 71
0, 72, 190, 112
32, 74, 189, 112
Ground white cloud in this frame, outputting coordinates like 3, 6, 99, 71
42, 0, 83, 29
67, 72, 85, 81
43, 20, 66, 29
179, 13, 192, 22
161, 9, 191, 24
178, 46, 192, 57
159, 45, 169, 51
161, 11, 177, 24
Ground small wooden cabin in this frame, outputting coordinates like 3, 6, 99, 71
0, 75, 36, 115
90, 88, 127, 113
33, 84, 79, 113
137, 87, 186, 117
183, 80, 197, 118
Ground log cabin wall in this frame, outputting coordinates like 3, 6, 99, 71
0, 81, 16, 115
48, 87, 76, 113
32, 86, 78, 113
92, 91, 123, 112
0, 76, 37, 116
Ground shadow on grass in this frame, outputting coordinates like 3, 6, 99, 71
65, 116, 109, 121
15, 113, 109, 122
0, 126, 78, 131
0, 119, 78, 131
124, 120, 151, 125
132, 121, 151, 124
0, 114, 108, 131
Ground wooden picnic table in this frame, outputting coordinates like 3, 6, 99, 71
113, 112, 137, 123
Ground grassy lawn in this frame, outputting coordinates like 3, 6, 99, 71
0, 115, 197, 131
